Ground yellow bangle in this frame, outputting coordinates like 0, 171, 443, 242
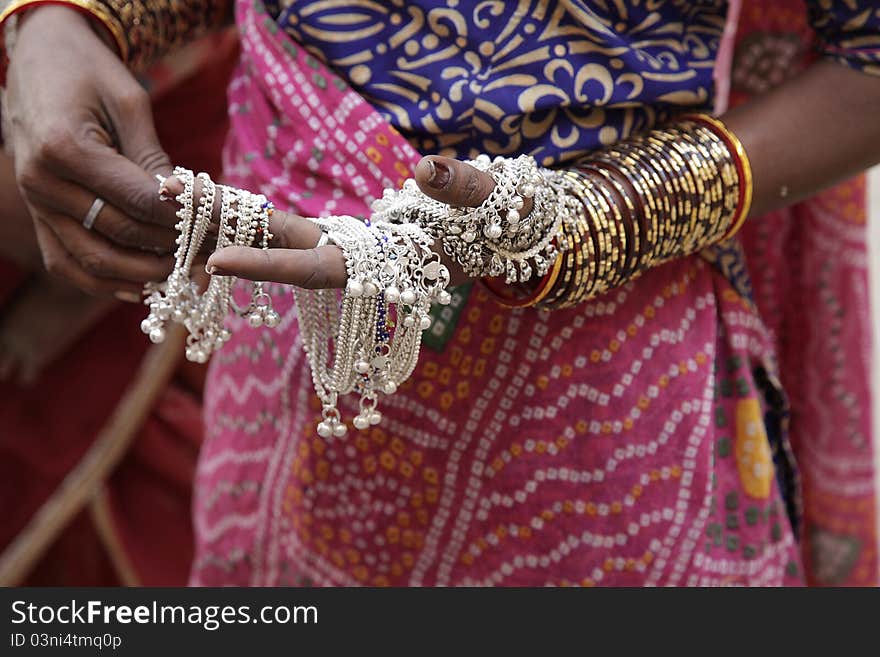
0, 0, 129, 63
682, 114, 754, 241
527, 248, 565, 307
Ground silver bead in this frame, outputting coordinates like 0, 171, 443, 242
172, 308, 186, 322
520, 184, 535, 198
369, 411, 382, 425
384, 285, 401, 303
140, 319, 154, 334
347, 279, 364, 297
485, 224, 503, 239
317, 421, 333, 438
247, 312, 264, 328
403, 315, 416, 328
353, 415, 370, 430
463, 230, 476, 243
511, 195, 524, 210
419, 315, 432, 330
264, 309, 281, 328
332, 422, 348, 438
363, 281, 379, 297
149, 327, 166, 344
400, 289, 417, 305
354, 359, 370, 374
438, 290, 452, 305
383, 381, 397, 395
507, 209, 520, 223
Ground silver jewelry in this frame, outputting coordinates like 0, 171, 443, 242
370, 154, 575, 283
294, 214, 450, 438
142, 154, 576, 439
141, 168, 277, 362
83, 198, 106, 230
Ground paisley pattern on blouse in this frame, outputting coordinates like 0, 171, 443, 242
265, 0, 727, 163
266, 0, 880, 164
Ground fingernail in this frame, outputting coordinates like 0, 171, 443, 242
206, 264, 216, 275
426, 159, 451, 189
115, 291, 141, 304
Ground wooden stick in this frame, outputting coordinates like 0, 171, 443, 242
0, 324, 186, 586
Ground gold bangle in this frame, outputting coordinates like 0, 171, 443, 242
0, 0, 129, 62
529, 247, 565, 307
682, 114, 754, 240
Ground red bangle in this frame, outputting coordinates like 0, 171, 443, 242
482, 255, 561, 309
681, 114, 753, 241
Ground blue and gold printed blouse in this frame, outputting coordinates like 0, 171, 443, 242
265, 0, 880, 165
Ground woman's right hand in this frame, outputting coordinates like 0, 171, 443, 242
5, 6, 179, 298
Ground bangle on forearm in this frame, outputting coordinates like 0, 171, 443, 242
481, 252, 563, 308
683, 114, 753, 241
531, 114, 753, 310
96, 0, 229, 71
0, 0, 128, 75
1, 0, 232, 71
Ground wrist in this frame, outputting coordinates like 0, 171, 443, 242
3, 2, 126, 61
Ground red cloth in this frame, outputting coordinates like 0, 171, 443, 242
0, 35, 237, 586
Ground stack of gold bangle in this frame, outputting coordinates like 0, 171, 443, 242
532, 115, 752, 310
0, 0, 228, 71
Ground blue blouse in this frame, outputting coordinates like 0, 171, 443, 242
265, 0, 880, 165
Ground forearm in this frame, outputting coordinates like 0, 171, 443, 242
724, 59, 880, 218
498, 61, 880, 309
2, 0, 234, 72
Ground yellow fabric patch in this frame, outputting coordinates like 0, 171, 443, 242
735, 398, 774, 499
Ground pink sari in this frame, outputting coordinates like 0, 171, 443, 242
731, 0, 878, 587
190, 0, 875, 586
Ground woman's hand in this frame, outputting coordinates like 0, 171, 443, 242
5, 6, 179, 298
205, 155, 531, 288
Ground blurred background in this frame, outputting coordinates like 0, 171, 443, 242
870, 169, 880, 501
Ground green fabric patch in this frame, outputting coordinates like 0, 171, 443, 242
745, 506, 760, 526
422, 283, 472, 353
725, 491, 739, 511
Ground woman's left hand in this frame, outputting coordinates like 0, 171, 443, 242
204, 155, 529, 288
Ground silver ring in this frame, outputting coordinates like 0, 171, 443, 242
315, 232, 329, 248
83, 197, 106, 230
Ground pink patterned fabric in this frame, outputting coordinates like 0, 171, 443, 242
187, 0, 814, 587
732, 0, 878, 587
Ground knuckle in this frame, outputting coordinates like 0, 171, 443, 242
78, 252, 108, 277
275, 214, 291, 249
123, 185, 154, 224
300, 251, 321, 289
462, 168, 484, 206
42, 252, 63, 278
116, 87, 151, 116
108, 218, 142, 247
16, 160, 43, 194
138, 148, 170, 175
34, 126, 77, 168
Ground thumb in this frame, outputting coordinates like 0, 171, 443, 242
414, 156, 497, 208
